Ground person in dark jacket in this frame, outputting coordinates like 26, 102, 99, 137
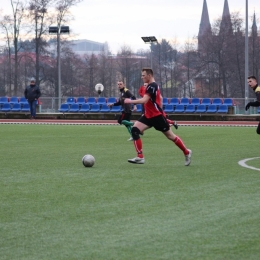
108, 80, 137, 141
24, 77, 41, 119
245, 75, 260, 134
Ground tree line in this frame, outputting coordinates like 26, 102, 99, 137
0, 2, 259, 100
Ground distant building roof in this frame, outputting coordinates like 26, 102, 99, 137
69, 39, 108, 55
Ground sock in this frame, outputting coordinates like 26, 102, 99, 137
122, 120, 134, 127
134, 139, 144, 158
126, 125, 132, 135
173, 136, 189, 155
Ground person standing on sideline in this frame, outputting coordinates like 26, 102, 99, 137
124, 68, 192, 166
108, 80, 137, 141
245, 75, 260, 134
24, 77, 41, 119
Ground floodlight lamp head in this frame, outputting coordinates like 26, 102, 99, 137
149, 36, 158, 42
141, 36, 158, 44
141, 36, 151, 43
49, 26, 58, 34
60, 26, 70, 33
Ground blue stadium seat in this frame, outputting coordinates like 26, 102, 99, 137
65, 97, 76, 105
9, 96, 19, 105
0, 96, 9, 108
110, 106, 121, 112
69, 103, 79, 112
212, 98, 223, 106
180, 98, 190, 106
169, 98, 179, 106
223, 98, 234, 107
59, 103, 69, 113
107, 97, 117, 104
164, 104, 174, 113
206, 104, 217, 113
185, 104, 195, 113
201, 98, 211, 106
162, 97, 169, 106
87, 97, 97, 105
21, 103, 30, 112
19, 97, 28, 106
89, 104, 100, 112
97, 97, 107, 106
217, 105, 228, 113
79, 104, 90, 113
100, 104, 110, 113
174, 104, 185, 113
1, 103, 11, 112
76, 97, 86, 106
195, 104, 207, 113
190, 98, 200, 106
11, 103, 21, 112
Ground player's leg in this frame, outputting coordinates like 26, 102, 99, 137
162, 111, 178, 129
122, 112, 133, 140
122, 120, 144, 136
167, 119, 178, 130
154, 115, 192, 166
256, 120, 260, 134
118, 112, 132, 140
163, 130, 192, 166
128, 117, 150, 164
28, 101, 33, 119
32, 100, 37, 119
122, 120, 134, 127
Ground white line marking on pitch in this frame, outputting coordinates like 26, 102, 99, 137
238, 157, 260, 171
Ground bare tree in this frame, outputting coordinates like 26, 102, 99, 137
1, 0, 27, 96
0, 15, 13, 94
50, 0, 82, 102
12, 0, 27, 95
198, 11, 258, 99
182, 39, 198, 98
28, 0, 54, 86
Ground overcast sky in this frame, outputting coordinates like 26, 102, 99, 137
1, 0, 259, 53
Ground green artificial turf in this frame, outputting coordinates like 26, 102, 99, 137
0, 124, 260, 260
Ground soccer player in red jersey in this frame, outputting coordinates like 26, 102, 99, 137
138, 83, 178, 129
124, 68, 192, 166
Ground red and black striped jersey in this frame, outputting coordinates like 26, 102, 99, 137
144, 82, 163, 118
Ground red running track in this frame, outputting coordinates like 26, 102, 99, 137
0, 119, 258, 127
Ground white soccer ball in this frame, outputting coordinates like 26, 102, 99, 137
82, 154, 95, 167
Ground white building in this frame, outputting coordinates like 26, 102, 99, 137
69, 39, 109, 56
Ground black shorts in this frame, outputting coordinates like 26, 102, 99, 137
138, 114, 170, 132
118, 112, 131, 124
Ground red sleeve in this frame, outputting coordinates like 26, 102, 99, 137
138, 86, 145, 97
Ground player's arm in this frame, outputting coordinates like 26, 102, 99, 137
245, 92, 260, 110
245, 100, 260, 110
124, 94, 150, 104
160, 95, 163, 108
108, 100, 121, 107
126, 90, 137, 110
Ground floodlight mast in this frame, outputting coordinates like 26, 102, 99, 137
141, 36, 158, 68
49, 26, 70, 110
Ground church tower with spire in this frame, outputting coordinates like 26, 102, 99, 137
251, 11, 258, 77
219, 0, 233, 35
198, 0, 211, 50
252, 11, 258, 36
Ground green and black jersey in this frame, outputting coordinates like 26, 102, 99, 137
113, 88, 136, 113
